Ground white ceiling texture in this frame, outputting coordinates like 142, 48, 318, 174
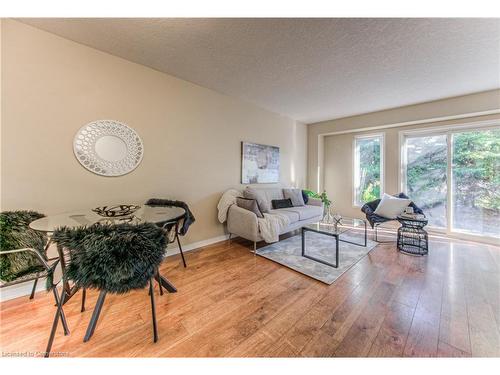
20, 18, 500, 123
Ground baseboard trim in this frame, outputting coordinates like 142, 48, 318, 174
0, 280, 47, 302
164, 233, 231, 257
0, 233, 231, 302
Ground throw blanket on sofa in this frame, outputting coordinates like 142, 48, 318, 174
217, 189, 290, 243
258, 212, 290, 243
217, 189, 240, 223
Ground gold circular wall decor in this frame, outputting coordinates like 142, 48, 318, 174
73, 120, 144, 176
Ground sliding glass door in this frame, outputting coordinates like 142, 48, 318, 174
402, 124, 500, 240
451, 129, 500, 237
404, 134, 447, 228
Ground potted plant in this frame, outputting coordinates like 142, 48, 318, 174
303, 190, 332, 222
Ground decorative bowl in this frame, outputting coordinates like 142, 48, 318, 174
92, 204, 141, 218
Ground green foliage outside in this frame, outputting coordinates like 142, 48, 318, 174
361, 182, 380, 204
356, 138, 381, 204
405, 129, 499, 232
407, 129, 500, 211
452, 129, 500, 210
406, 135, 447, 212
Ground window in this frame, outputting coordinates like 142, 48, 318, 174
404, 134, 447, 228
451, 129, 500, 237
401, 123, 499, 239
353, 134, 384, 206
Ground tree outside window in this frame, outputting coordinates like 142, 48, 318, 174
354, 135, 383, 206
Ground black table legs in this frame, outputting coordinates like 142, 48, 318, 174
155, 274, 177, 293
301, 227, 339, 268
300, 222, 367, 269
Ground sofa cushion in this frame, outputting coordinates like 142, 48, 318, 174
243, 187, 270, 213
283, 188, 305, 206
281, 205, 323, 221
236, 197, 264, 218
261, 187, 285, 210
271, 198, 293, 209
269, 209, 300, 224
243, 187, 284, 213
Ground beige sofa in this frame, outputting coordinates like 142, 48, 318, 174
227, 187, 323, 250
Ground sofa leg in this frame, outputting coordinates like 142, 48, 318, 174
228, 233, 232, 244
253, 241, 257, 254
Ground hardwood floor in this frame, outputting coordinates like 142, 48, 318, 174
1, 233, 499, 357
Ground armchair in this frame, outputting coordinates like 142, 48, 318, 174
361, 193, 424, 242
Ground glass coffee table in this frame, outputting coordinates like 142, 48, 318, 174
301, 218, 367, 268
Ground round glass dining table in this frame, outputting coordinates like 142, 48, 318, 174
29, 205, 184, 297
29, 205, 185, 232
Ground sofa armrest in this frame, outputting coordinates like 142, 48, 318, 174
307, 197, 323, 207
227, 204, 260, 242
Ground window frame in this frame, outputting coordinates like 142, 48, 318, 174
352, 132, 385, 208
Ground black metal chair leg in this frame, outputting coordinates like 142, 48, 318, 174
155, 274, 177, 293
83, 290, 106, 342
157, 269, 164, 296
149, 279, 158, 343
45, 286, 67, 357
52, 287, 70, 336
81, 288, 86, 312
30, 276, 39, 299
176, 234, 187, 268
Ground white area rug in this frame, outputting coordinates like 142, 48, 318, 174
257, 231, 378, 284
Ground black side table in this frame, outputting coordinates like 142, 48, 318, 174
396, 216, 429, 256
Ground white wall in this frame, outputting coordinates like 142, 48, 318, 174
0, 20, 308, 247
306, 90, 500, 219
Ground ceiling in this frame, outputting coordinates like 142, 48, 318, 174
19, 18, 500, 123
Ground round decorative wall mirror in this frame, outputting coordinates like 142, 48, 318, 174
73, 120, 144, 176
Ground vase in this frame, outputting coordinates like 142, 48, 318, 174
322, 205, 333, 223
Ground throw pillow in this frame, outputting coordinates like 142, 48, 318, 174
301, 190, 309, 204
283, 188, 305, 207
236, 197, 264, 218
271, 198, 293, 209
243, 187, 270, 213
373, 193, 411, 219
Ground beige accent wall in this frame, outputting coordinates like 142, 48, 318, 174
308, 90, 500, 219
0, 20, 307, 245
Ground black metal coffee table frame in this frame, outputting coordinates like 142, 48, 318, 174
301, 220, 367, 268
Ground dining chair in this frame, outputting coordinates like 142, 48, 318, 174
45, 222, 167, 357
0, 211, 71, 354
161, 218, 187, 268
1, 210, 51, 299
0, 247, 69, 331
145, 198, 194, 268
